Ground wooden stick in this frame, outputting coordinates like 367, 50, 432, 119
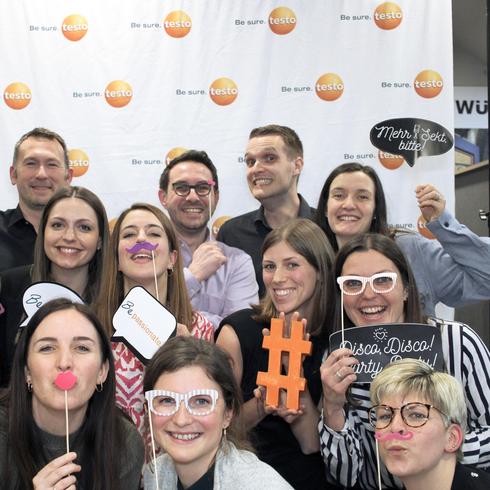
65, 390, 70, 453
375, 439, 382, 490
148, 412, 160, 490
152, 250, 159, 302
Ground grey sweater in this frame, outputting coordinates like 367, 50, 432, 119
143, 441, 293, 489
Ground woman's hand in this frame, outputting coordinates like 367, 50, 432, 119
320, 348, 358, 430
253, 386, 304, 424
176, 323, 190, 336
32, 452, 81, 490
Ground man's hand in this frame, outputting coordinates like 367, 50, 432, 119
188, 241, 227, 282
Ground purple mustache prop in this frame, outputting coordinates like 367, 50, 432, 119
375, 431, 414, 441
126, 242, 159, 254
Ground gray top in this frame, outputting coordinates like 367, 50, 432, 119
143, 441, 293, 490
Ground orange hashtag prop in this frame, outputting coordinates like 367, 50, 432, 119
256, 317, 312, 410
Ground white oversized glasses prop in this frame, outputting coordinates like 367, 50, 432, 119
337, 272, 398, 345
144, 389, 219, 490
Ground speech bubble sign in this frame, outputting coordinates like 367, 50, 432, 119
112, 286, 176, 364
21, 282, 84, 327
370, 118, 453, 166
329, 323, 443, 382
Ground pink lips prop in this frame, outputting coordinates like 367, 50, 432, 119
126, 242, 159, 254
375, 431, 414, 441
55, 371, 77, 391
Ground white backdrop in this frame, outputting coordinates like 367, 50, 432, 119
0, 0, 454, 232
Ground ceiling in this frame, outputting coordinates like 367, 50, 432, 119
453, 0, 487, 66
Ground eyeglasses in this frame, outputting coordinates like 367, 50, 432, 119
337, 272, 397, 295
145, 389, 219, 416
172, 181, 215, 197
368, 402, 449, 429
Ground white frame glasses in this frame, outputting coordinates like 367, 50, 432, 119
145, 389, 219, 416
337, 272, 398, 296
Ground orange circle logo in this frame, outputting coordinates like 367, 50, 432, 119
414, 70, 443, 99
166, 147, 188, 165
417, 215, 435, 240
209, 78, 238, 106
374, 2, 403, 30
378, 151, 405, 170
4, 82, 32, 110
315, 73, 344, 101
269, 7, 297, 35
68, 149, 90, 177
105, 80, 133, 108
164, 11, 192, 38
212, 216, 231, 239
61, 14, 88, 41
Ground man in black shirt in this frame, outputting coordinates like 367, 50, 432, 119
217, 125, 315, 296
0, 128, 72, 272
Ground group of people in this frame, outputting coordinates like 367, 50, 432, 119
0, 125, 489, 489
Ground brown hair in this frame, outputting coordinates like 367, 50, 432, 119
98, 203, 193, 336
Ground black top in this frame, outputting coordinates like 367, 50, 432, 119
0, 206, 37, 273
177, 463, 215, 490
217, 309, 337, 490
0, 265, 31, 387
216, 195, 315, 297
451, 462, 490, 489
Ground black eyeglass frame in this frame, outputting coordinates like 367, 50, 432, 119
368, 402, 451, 429
171, 181, 215, 197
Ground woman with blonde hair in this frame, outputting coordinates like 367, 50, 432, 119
370, 358, 490, 489
98, 203, 213, 431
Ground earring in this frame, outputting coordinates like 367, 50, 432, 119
26, 380, 32, 392
223, 427, 227, 441
95, 382, 104, 392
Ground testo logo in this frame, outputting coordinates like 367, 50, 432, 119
165, 147, 187, 165
62, 14, 88, 41
209, 78, 238, 106
378, 150, 404, 170
4, 82, 32, 110
68, 149, 90, 177
315, 73, 344, 101
105, 80, 133, 108
269, 7, 297, 35
374, 2, 402, 30
414, 70, 443, 99
164, 11, 192, 38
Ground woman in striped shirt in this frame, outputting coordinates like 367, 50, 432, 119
319, 233, 490, 489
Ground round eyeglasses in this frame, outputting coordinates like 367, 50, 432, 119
172, 181, 215, 197
368, 402, 449, 429
337, 272, 398, 296
145, 389, 219, 416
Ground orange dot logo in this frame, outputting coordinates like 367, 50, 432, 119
164, 11, 192, 38
378, 151, 405, 170
4, 82, 32, 110
212, 216, 231, 239
414, 70, 443, 99
105, 80, 133, 108
61, 14, 88, 42
374, 2, 403, 30
165, 147, 188, 165
209, 78, 238, 106
315, 73, 344, 101
417, 215, 436, 240
269, 7, 297, 35
68, 149, 90, 177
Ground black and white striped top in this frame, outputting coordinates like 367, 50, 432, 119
319, 318, 490, 489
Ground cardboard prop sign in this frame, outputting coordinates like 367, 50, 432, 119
256, 317, 312, 410
329, 323, 443, 383
112, 286, 176, 364
370, 118, 453, 166
21, 282, 84, 326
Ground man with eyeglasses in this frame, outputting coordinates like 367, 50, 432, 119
159, 150, 258, 330
0, 128, 73, 272
217, 124, 315, 296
